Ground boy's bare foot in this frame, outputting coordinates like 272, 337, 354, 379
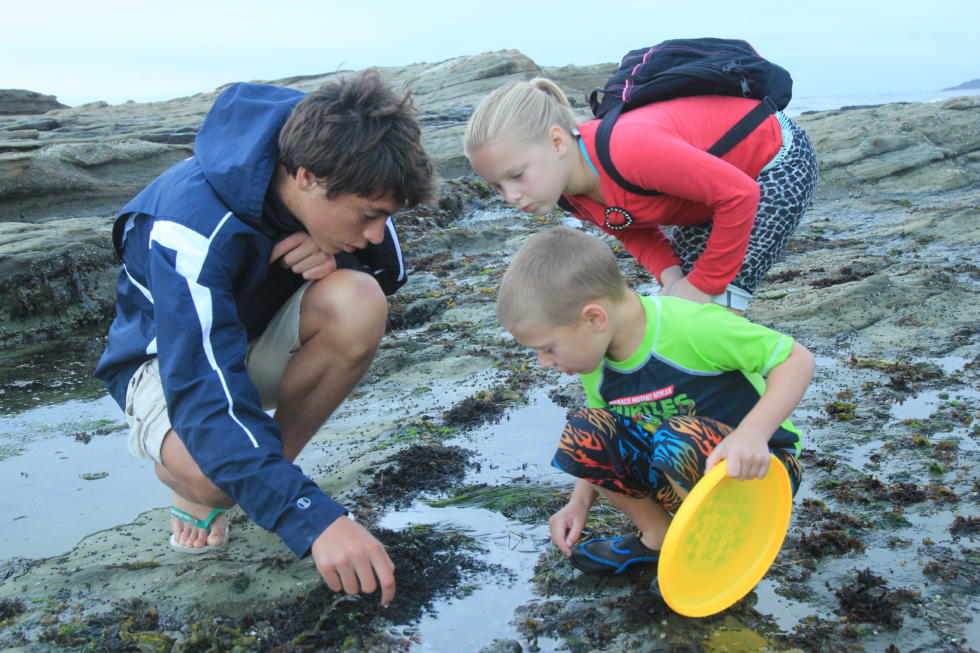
170, 493, 228, 550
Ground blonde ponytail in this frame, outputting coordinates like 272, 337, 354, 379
464, 77, 576, 157
529, 78, 572, 108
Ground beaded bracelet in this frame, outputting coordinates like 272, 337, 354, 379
604, 206, 633, 230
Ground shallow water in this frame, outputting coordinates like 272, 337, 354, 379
2, 335, 976, 650
379, 388, 570, 651
0, 395, 163, 560
381, 504, 560, 652
0, 355, 575, 643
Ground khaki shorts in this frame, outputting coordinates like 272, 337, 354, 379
125, 280, 311, 463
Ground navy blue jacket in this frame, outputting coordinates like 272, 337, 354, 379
95, 83, 407, 557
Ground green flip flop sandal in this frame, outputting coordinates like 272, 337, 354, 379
168, 506, 230, 554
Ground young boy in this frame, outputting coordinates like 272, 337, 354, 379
95, 71, 434, 605
496, 226, 814, 575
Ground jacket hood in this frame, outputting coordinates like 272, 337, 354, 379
194, 83, 305, 222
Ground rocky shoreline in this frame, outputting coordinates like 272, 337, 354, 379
1, 53, 977, 353
0, 52, 977, 652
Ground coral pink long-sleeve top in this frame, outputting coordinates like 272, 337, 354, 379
563, 95, 784, 295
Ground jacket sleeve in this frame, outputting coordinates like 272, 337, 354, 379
334, 217, 407, 295
146, 218, 347, 558
610, 125, 761, 295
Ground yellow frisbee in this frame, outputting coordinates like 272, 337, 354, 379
658, 454, 793, 618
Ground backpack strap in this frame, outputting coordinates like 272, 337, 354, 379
594, 103, 660, 196
592, 96, 779, 197
557, 196, 575, 213
706, 96, 778, 157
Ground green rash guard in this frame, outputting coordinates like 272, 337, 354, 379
580, 295, 802, 455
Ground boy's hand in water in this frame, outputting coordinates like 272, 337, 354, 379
704, 429, 771, 480
549, 499, 590, 556
311, 515, 395, 606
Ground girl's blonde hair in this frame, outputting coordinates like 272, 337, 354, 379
464, 78, 577, 156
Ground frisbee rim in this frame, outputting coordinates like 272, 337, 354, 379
658, 454, 792, 618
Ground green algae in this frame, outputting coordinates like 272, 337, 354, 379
825, 400, 857, 420
106, 560, 161, 571
431, 483, 570, 523
0, 443, 25, 462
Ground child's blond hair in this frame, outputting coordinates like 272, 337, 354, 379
464, 78, 576, 156
497, 227, 627, 329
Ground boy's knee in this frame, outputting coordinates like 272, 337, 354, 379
302, 269, 387, 348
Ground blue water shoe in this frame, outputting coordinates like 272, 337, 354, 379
569, 532, 659, 576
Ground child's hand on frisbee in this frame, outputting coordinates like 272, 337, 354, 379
705, 430, 771, 480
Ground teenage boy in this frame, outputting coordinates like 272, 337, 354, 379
95, 71, 434, 606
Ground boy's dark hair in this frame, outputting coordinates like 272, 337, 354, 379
278, 69, 435, 207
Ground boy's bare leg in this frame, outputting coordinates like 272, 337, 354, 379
156, 440, 233, 548
277, 269, 387, 460
157, 269, 387, 549
593, 480, 687, 550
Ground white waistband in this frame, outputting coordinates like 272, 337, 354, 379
759, 111, 794, 175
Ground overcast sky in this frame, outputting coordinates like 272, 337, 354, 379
4, 0, 978, 107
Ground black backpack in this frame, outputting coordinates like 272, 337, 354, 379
561, 37, 792, 208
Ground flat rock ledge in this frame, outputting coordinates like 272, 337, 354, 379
0, 52, 977, 352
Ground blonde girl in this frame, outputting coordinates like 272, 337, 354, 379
464, 78, 817, 311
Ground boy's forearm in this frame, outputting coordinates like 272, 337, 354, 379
737, 342, 815, 440
569, 478, 599, 507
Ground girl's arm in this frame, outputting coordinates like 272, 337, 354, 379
610, 128, 760, 295
657, 265, 684, 294
704, 341, 815, 479
659, 266, 714, 305
601, 220, 680, 284
659, 273, 713, 304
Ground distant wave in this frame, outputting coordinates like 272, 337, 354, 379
785, 88, 979, 116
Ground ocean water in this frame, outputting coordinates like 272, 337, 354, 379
784, 87, 978, 116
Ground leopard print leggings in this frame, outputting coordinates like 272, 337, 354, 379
670, 117, 819, 294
